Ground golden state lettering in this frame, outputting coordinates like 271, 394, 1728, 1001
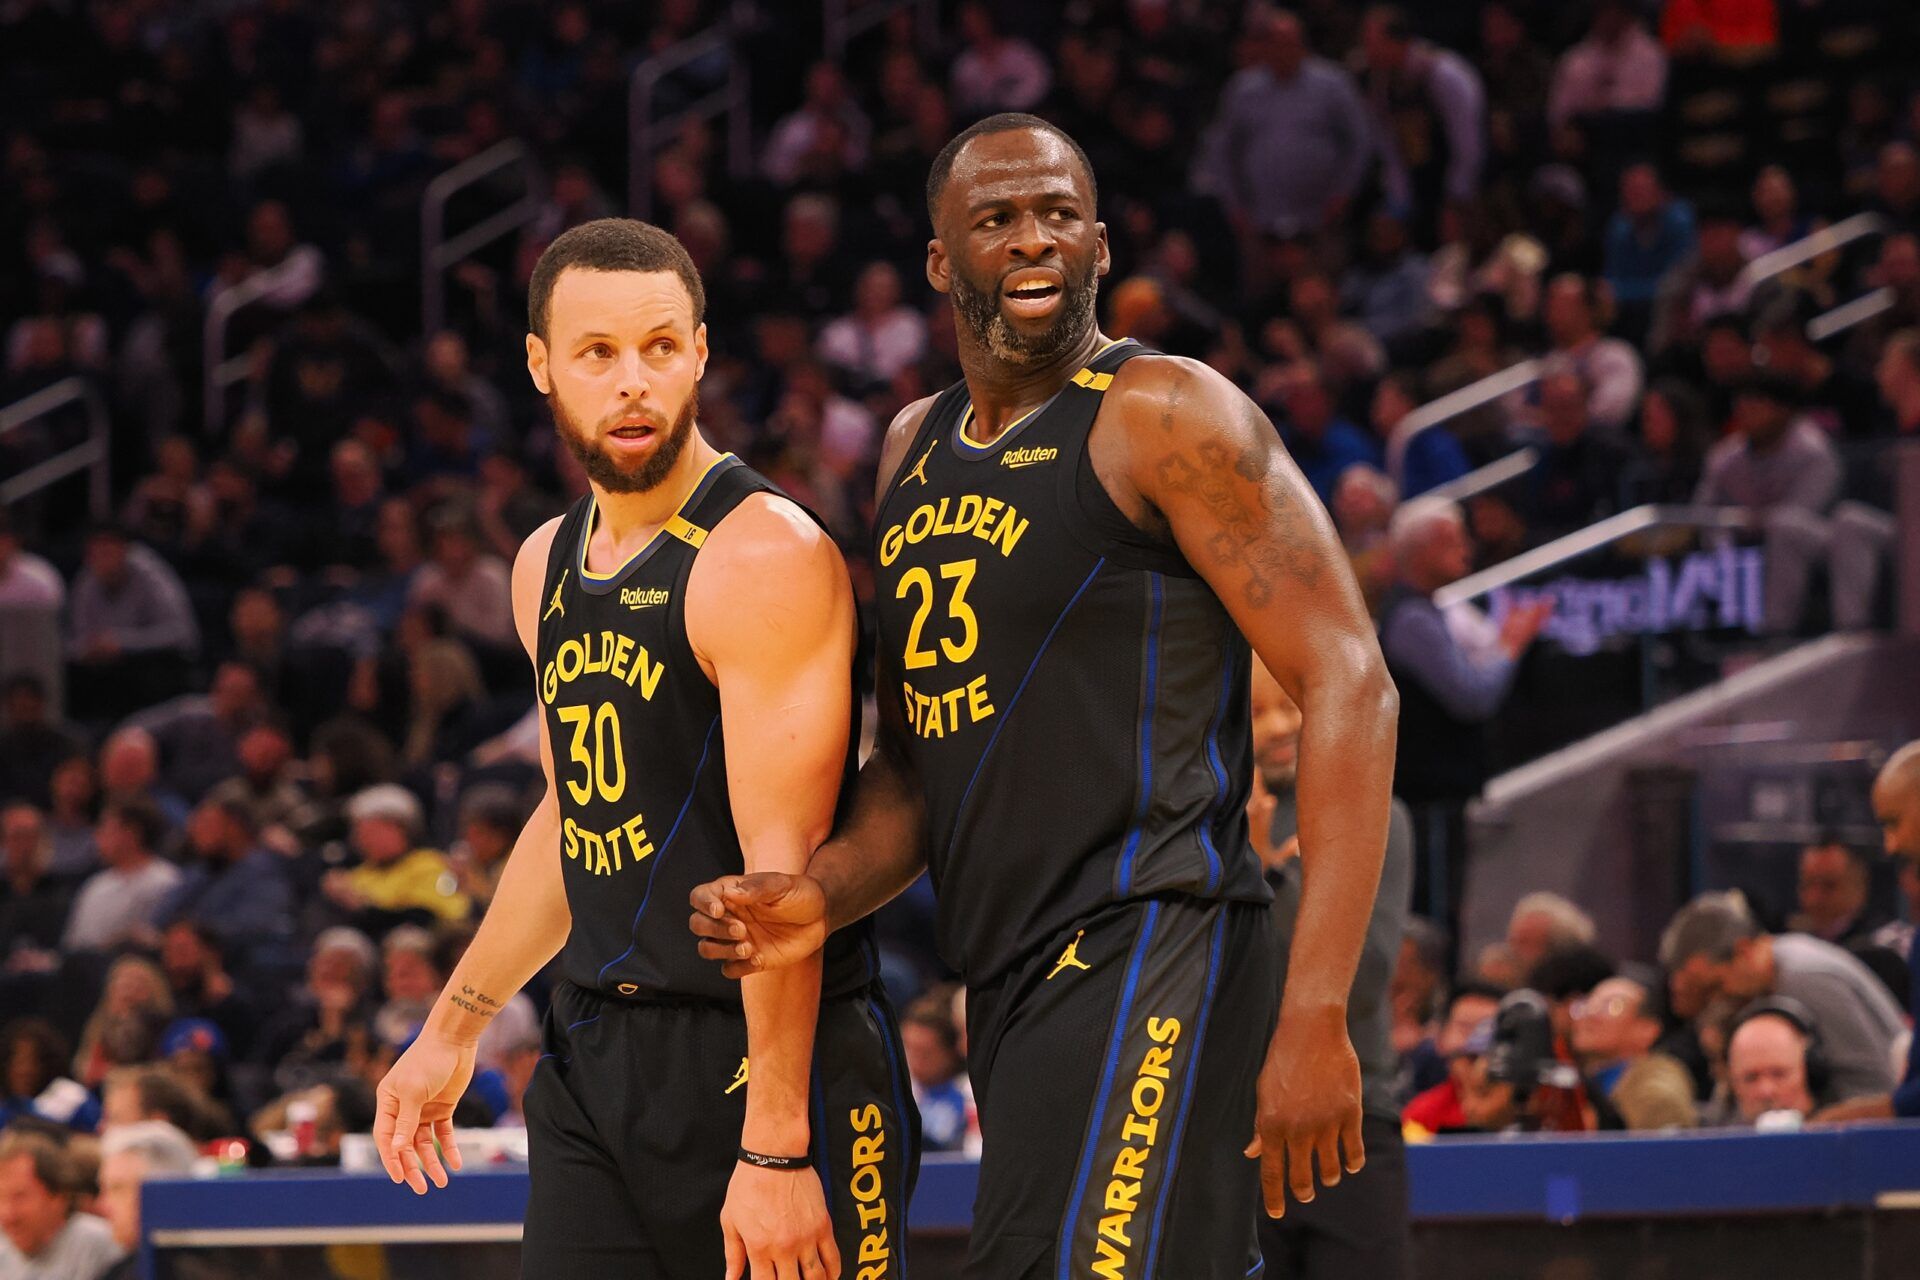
849, 1104, 892, 1279
1090, 1017, 1182, 1280
902, 675, 994, 739
878, 496, 1028, 567
542, 630, 665, 704
561, 812, 654, 876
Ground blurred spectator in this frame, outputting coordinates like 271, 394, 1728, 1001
1789, 841, 1889, 948
1520, 367, 1627, 543
1197, 5, 1370, 240
1740, 166, 1812, 261
95, 1122, 198, 1279
764, 62, 870, 188
0, 1131, 122, 1280
1276, 362, 1379, 505
1548, 0, 1668, 134
223, 198, 324, 312
1281, 270, 1386, 391
1380, 498, 1550, 921
420, 333, 509, 455
40, 761, 99, 886
1476, 1, 1552, 169
949, 2, 1050, 115
156, 923, 254, 1064
120, 437, 209, 559
0, 1022, 96, 1134
1570, 975, 1696, 1130
0, 804, 71, 970
1331, 464, 1398, 612
1390, 917, 1452, 1098
1755, 294, 1876, 441
67, 527, 197, 722
1346, 213, 1433, 350
155, 797, 295, 971
901, 994, 970, 1154
1695, 371, 1889, 633
1253, 658, 1414, 1279
449, 787, 525, 909
1421, 294, 1524, 454
1603, 164, 1694, 344
1400, 983, 1503, 1138
399, 640, 489, 771
61, 800, 179, 954
204, 720, 307, 833
96, 1066, 201, 1137
1870, 141, 1920, 239
121, 661, 265, 804
1538, 274, 1645, 435
371, 926, 444, 1051
251, 929, 378, 1096
1725, 1001, 1824, 1127
1660, 891, 1902, 1099
1648, 202, 1752, 357
1506, 892, 1598, 974
817, 262, 928, 390
325, 785, 469, 929
72, 956, 172, 1091
0, 678, 79, 810
0, 516, 63, 613
96, 728, 186, 836
408, 514, 515, 653
1355, 5, 1487, 239
1623, 379, 1711, 505
228, 82, 303, 182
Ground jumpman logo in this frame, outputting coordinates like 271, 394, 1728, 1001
543, 571, 568, 621
1047, 930, 1092, 980
725, 1057, 750, 1095
901, 440, 936, 488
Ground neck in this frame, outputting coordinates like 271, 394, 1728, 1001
956, 325, 1108, 444
589, 432, 720, 547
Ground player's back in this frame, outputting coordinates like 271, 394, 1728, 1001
871, 340, 1270, 986
536, 453, 875, 1001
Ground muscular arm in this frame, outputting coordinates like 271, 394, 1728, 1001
688, 496, 859, 1152
803, 397, 939, 930
423, 518, 572, 1045
1109, 355, 1396, 1206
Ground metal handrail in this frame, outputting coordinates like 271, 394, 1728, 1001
1422, 447, 1539, 505
1739, 211, 1887, 290
1808, 287, 1895, 343
202, 269, 287, 435
1386, 359, 1542, 489
824, 0, 938, 61
1434, 504, 1754, 608
0, 377, 111, 517
421, 140, 544, 337
629, 18, 752, 220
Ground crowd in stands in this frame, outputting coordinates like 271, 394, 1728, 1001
6, 0, 1920, 1270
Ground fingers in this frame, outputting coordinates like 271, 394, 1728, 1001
414, 1128, 449, 1190
1314, 1127, 1342, 1191
373, 1088, 403, 1185
389, 1096, 427, 1194
723, 1221, 745, 1280
1285, 1130, 1317, 1208
689, 909, 747, 943
691, 878, 738, 919
435, 1115, 462, 1174
1243, 1132, 1262, 1160
819, 1228, 842, 1280
1259, 1141, 1287, 1219
1342, 1108, 1367, 1175
696, 937, 758, 964
395, 1139, 428, 1196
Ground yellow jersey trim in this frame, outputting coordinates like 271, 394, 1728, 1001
954, 338, 1132, 449
578, 452, 733, 581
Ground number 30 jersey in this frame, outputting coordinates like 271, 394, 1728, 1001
536, 454, 876, 1002
872, 340, 1271, 987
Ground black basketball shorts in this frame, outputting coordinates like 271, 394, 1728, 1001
522, 980, 920, 1279
963, 895, 1278, 1280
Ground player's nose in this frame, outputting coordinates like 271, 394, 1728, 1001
612, 348, 650, 401
1007, 210, 1058, 261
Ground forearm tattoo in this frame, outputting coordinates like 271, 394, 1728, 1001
448, 984, 503, 1019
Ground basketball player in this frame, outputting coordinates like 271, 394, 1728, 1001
690, 115, 1397, 1278
374, 220, 915, 1280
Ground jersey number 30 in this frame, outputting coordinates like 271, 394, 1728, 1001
896, 558, 979, 669
556, 703, 627, 804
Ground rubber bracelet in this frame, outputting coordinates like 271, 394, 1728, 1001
738, 1147, 812, 1171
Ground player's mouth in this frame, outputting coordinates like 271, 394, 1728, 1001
605, 417, 661, 450
1002, 268, 1065, 320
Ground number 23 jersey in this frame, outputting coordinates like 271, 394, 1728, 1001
536, 454, 876, 1002
872, 340, 1270, 987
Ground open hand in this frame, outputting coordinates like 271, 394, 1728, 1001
1245, 1006, 1364, 1217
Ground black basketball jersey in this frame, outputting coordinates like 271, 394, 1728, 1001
871, 339, 1271, 986
537, 453, 876, 1002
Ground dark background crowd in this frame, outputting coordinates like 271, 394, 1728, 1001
6, 0, 1920, 1272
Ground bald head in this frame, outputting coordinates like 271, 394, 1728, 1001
1874, 741, 1920, 859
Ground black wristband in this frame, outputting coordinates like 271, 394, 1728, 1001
737, 1146, 812, 1171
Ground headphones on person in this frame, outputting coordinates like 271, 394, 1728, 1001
1728, 995, 1831, 1100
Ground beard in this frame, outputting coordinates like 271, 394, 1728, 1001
950, 254, 1100, 367
550, 386, 699, 494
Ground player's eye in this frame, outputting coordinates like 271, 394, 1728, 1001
978, 213, 1007, 229
649, 340, 675, 357
583, 344, 612, 359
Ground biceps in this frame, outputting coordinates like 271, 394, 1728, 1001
719, 659, 852, 869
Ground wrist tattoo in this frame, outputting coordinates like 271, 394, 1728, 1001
461, 984, 503, 1009
448, 991, 499, 1019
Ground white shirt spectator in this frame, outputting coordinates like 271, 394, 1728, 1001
68, 542, 199, 658
0, 550, 63, 611
1548, 22, 1668, 131
0, 1210, 123, 1280
951, 34, 1050, 114
63, 858, 183, 952
409, 555, 515, 649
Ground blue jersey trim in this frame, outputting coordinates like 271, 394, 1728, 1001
1116, 573, 1164, 895
1141, 909, 1228, 1277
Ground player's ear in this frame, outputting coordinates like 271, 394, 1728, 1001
927, 237, 951, 295
526, 333, 551, 396
1095, 222, 1112, 280
693, 322, 709, 380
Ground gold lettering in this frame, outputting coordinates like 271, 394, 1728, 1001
542, 662, 558, 704
610, 634, 635, 683
562, 817, 580, 860
1090, 1239, 1128, 1280
621, 813, 654, 863
1104, 1177, 1140, 1213
1130, 1076, 1165, 1118
879, 523, 905, 566
929, 497, 956, 536
1112, 1145, 1149, 1181
630, 647, 665, 699
1120, 1112, 1158, 1144
856, 1198, 887, 1230
965, 674, 994, 721
952, 494, 984, 535
1139, 1046, 1174, 1081
1098, 1212, 1133, 1249
556, 639, 584, 683
852, 1133, 885, 1166
850, 1163, 883, 1202
1147, 1017, 1182, 1045
905, 505, 935, 544
989, 510, 1029, 557
858, 1230, 890, 1264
